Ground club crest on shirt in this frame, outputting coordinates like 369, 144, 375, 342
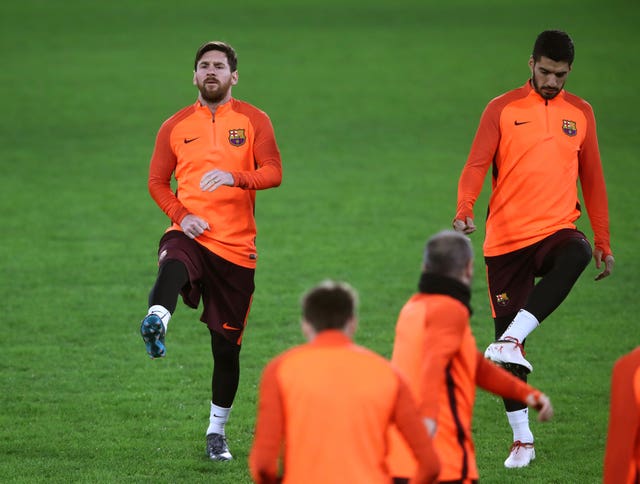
228, 129, 246, 147
495, 292, 510, 306
562, 119, 577, 137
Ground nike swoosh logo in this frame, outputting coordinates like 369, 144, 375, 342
184, 137, 200, 143
222, 322, 240, 331
514, 121, 531, 126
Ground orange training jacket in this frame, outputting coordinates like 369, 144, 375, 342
249, 330, 440, 484
456, 81, 611, 257
603, 347, 640, 484
148, 98, 282, 268
387, 293, 539, 482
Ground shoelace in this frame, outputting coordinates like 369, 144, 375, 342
510, 440, 534, 453
502, 336, 527, 356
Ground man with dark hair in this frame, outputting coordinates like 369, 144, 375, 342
532, 29, 574, 67
387, 231, 553, 483
139, 40, 282, 461
249, 280, 441, 484
453, 29, 614, 467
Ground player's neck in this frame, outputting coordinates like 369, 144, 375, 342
199, 92, 232, 115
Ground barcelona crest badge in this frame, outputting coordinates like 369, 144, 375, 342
495, 293, 510, 307
228, 128, 246, 147
562, 119, 577, 137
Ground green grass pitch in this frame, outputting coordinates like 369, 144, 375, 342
1, 0, 638, 482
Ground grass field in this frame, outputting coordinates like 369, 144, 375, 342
1, 0, 638, 482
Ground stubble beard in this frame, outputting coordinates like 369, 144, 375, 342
531, 76, 561, 100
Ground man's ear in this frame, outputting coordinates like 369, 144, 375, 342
344, 317, 358, 338
301, 319, 315, 341
465, 259, 474, 281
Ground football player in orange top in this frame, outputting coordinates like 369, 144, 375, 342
250, 280, 441, 484
603, 347, 640, 484
453, 30, 613, 468
138, 40, 282, 461
387, 231, 553, 483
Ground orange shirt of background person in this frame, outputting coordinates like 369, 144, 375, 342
386, 231, 553, 482
387, 293, 549, 482
249, 281, 440, 484
603, 347, 640, 484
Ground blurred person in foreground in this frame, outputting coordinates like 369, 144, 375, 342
139, 40, 282, 461
387, 230, 553, 483
603, 346, 640, 484
249, 280, 441, 484
453, 30, 613, 467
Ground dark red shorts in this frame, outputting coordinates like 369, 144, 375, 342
484, 229, 589, 318
158, 230, 255, 345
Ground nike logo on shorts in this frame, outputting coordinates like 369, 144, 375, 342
222, 322, 240, 331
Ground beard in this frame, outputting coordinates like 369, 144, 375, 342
197, 77, 231, 103
531, 76, 561, 100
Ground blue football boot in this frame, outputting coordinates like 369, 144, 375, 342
140, 314, 166, 358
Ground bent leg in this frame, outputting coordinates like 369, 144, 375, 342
141, 259, 189, 358
494, 315, 529, 412
148, 259, 189, 313
524, 238, 592, 322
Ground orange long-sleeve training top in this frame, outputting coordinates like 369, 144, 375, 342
249, 330, 440, 484
456, 81, 611, 257
603, 346, 640, 484
387, 290, 539, 482
148, 98, 282, 268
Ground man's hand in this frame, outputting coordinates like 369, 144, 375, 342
180, 214, 210, 239
594, 248, 615, 281
200, 169, 234, 192
453, 217, 476, 234
525, 392, 554, 422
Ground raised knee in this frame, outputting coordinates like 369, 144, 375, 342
564, 238, 592, 267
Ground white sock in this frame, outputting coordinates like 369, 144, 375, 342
206, 402, 232, 436
148, 305, 171, 332
500, 309, 539, 343
507, 408, 534, 443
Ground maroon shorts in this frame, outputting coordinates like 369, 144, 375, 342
158, 230, 255, 345
484, 229, 589, 318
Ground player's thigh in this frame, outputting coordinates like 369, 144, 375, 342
485, 247, 536, 319
200, 251, 255, 344
534, 229, 591, 275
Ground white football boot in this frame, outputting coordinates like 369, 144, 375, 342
484, 337, 532, 373
504, 441, 535, 468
